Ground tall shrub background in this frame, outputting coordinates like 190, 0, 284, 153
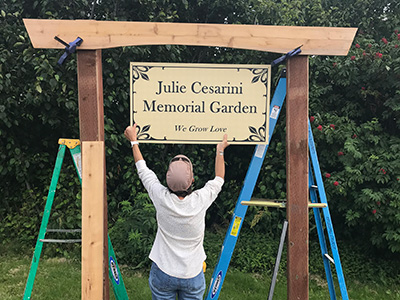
0, 0, 399, 269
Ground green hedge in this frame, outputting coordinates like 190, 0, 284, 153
1, 0, 400, 266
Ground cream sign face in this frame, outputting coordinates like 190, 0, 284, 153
130, 63, 271, 144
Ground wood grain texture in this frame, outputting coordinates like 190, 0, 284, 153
82, 142, 104, 300
286, 56, 309, 300
77, 50, 104, 141
77, 50, 109, 299
23, 19, 356, 55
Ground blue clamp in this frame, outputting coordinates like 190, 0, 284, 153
271, 45, 303, 67
54, 36, 83, 65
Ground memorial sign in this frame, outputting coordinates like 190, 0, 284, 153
130, 62, 271, 144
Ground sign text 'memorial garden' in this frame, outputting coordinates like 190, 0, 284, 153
130, 63, 271, 144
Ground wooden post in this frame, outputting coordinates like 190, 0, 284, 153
82, 141, 105, 300
77, 50, 105, 141
77, 50, 109, 300
286, 56, 309, 300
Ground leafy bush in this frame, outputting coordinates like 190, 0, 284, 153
109, 192, 157, 269
1, 0, 400, 270
308, 31, 400, 252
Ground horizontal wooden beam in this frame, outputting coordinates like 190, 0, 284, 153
23, 19, 357, 56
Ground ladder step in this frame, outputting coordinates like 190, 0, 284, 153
311, 185, 318, 189
39, 239, 82, 243
46, 229, 81, 233
241, 200, 327, 208
324, 253, 335, 265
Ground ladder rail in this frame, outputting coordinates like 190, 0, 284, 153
69, 145, 82, 183
267, 220, 288, 300
108, 235, 129, 299
309, 161, 337, 300
205, 70, 287, 300
23, 145, 67, 300
308, 123, 349, 300
69, 144, 129, 300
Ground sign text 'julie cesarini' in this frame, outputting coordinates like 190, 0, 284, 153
130, 63, 271, 145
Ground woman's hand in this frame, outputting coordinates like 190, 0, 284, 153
215, 134, 229, 179
124, 124, 144, 162
217, 134, 229, 152
124, 124, 138, 141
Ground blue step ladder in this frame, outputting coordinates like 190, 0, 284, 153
205, 69, 348, 300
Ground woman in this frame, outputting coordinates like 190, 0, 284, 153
124, 124, 229, 300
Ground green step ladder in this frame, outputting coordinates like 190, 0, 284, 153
23, 138, 129, 300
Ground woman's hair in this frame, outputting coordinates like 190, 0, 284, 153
169, 186, 193, 198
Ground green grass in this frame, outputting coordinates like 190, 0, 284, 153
1, 251, 400, 299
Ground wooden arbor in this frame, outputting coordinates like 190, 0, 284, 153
23, 19, 356, 300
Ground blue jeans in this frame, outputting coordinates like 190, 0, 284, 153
149, 262, 206, 300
